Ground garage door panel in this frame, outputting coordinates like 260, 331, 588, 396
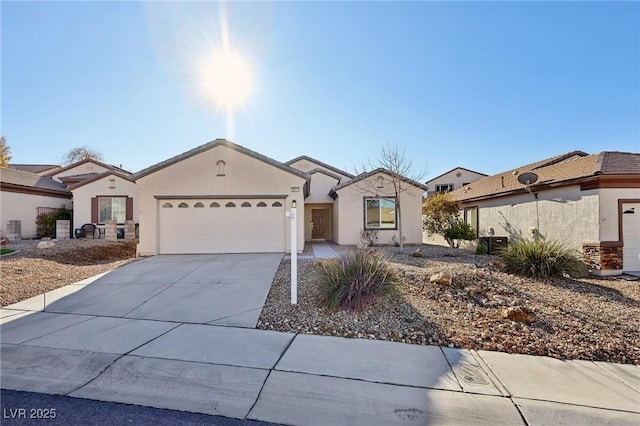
159, 199, 285, 254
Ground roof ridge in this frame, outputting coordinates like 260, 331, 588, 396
285, 155, 355, 178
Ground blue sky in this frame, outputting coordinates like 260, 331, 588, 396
2, 1, 638, 180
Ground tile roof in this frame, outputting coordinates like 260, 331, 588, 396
45, 159, 132, 177
1, 167, 70, 192
451, 151, 640, 202
8, 164, 60, 174
285, 155, 355, 178
68, 170, 135, 191
332, 168, 428, 193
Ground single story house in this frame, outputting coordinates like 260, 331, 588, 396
134, 139, 427, 255
449, 150, 640, 275
425, 166, 487, 196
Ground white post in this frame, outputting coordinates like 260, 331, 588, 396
290, 201, 297, 304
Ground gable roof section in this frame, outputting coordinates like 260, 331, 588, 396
1, 167, 71, 198
332, 168, 428, 195
286, 155, 355, 178
9, 164, 61, 174
134, 139, 310, 181
426, 167, 487, 184
309, 167, 343, 182
45, 158, 132, 178
452, 151, 640, 202
68, 170, 136, 191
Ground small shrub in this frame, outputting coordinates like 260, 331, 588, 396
360, 229, 379, 247
444, 222, 476, 248
500, 239, 586, 279
316, 250, 397, 311
390, 234, 406, 247
475, 241, 488, 255
36, 208, 72, 238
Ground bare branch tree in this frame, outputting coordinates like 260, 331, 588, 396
353, 141, 428, 250
0, 136, 11, 167
62, 146, 104, 165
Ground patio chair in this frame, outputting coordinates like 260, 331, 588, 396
81, 223, 97, 239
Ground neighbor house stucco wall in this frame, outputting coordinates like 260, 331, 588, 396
597, 187, 640, 242
136, 144, 306, 255
426, 168, 486, 195
333, 173, 424, 245
71, 176, 138, 231
460, 186, 600, 252
0, 191, 71, 239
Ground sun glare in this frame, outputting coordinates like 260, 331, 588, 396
198, 48, 253, 112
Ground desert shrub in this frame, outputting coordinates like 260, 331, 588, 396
444, 222, 476, 248
360, 229, 379, 247
500, 239, 586, 279
36, 208, 72, 238
316, 250, 397, 311
475, 241, 488, 255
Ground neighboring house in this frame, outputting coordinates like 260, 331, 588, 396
1, 159, 135, 239
134, 139, 427, 255
449, 150, 640, 275
425, 167, 487, 196
0, 167, 72, 238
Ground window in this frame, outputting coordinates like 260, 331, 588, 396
210, 202, 220, 208
436, 184, 454, 193
364, 197, 396, 229
194, 202, 204, 208
162, 202, 173, 208
226, 202, 236, 208
257, 202, 267, 207
464, 206, 479, 237
241, 202, 251, 207
99, 197, 126, 224
178, 202, 189, 208
272, 201, 283, 207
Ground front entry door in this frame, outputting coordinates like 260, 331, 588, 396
311, 209, 325, 239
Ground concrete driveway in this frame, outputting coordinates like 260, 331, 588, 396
8, 253, 283, 327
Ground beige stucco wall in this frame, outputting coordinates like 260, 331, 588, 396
333, 172, 424, 245
426, 168, 485, 195
306, 172, 339, 204
0, 191, 71, 239
71, 176, 138, 231
136, 144, 306, 255
50, 162, 110, 182
597, 188, 640, 242
460, 186, 600, 252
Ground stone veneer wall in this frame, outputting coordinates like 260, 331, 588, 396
582, 242, 623, 274
56, 220, 70, 240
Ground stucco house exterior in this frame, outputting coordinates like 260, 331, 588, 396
425, 167, 487, 196
449, 151, 640, 275
134, 139, 427, 255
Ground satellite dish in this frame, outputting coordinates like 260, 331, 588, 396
517, 172, 538, 186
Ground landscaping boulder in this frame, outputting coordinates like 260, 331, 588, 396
501, 306, 537, 324
430, 272, 453, 286
489, 260, 507, 271
37, 241, 56, 249
411, 249, 426, 258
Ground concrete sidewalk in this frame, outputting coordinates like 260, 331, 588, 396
1, 260, 639, 425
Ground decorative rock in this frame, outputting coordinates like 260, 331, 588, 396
430, 272, 453, 286
37, 241, 56, 249
489, 260, 507, 270
0, 237, 9, 246
411, 249, 426, 258
501, 306, 537, 324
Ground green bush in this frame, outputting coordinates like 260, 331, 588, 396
444, 222, 477, 248
500, 239, 586, 279
475, 242, 488, 255
316, 250, 397, 311
36, 208, 72, 238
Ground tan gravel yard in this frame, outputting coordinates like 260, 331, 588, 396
258, 245, 640, 365
1, 240, 136, 306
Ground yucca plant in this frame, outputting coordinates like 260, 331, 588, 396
501, 239, 586, 279
315, 250, 397, 311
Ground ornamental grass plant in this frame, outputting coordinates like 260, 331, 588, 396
500, 239, 586, 279
316, 250, 397, 311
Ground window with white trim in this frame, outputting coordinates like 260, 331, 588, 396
99, 197, 126, 224
436, 184, 454, 193
364, 197, 397, 229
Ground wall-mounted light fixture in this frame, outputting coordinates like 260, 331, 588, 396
292, 200, 296, 208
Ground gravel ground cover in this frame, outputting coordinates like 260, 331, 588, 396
1, 239, 136, 306
258, 244, 640, 364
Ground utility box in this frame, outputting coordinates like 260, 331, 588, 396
480, 236, 509, 255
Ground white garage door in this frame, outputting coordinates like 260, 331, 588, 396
158, 198, 286, 254
622, 203, 640, 271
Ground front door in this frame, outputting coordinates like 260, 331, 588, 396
311, 209, 325, 239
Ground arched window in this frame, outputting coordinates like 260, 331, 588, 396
178, 202, 189, 208
210, 202, 220, 208
194, 202, 204, 208
257, 202, 267, 207
217, 160, 226, 176
225, 202, 236, 208
162, 202, 173, 208
241, 202, 251, 207
272, 201, 283, 207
